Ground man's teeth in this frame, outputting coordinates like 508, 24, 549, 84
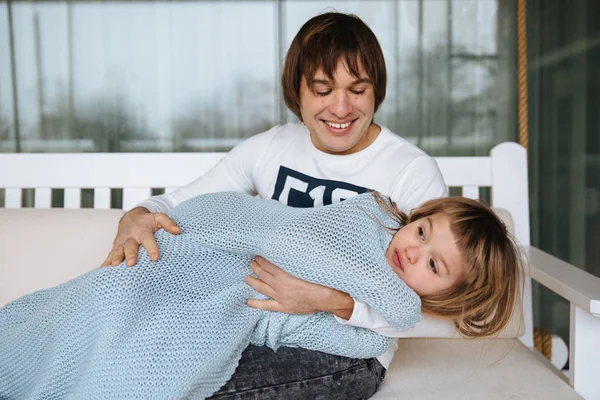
325, 121, 351, 129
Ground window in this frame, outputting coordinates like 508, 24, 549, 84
1, 0, 510, 156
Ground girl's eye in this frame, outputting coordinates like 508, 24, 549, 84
315, 90, 331, 97
418, 227, 425, 241
350, 89, 366, 95
429, 259, 438, 274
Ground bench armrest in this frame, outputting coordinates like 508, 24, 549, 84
524, 246, 600, 316
524, 245, 600, 399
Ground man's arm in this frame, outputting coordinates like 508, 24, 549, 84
245, 257, 354, 319
334, 301, 457, 338
246, 257, 450, 336
136, 130, 274, 214
246, 156, 449, 329
101, 128, 277, 267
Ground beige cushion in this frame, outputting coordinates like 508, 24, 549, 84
493, 208, 525, 337
372, 338, 581, 400
0, 208, 123, 307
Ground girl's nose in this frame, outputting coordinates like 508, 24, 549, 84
406, 246, 420, 264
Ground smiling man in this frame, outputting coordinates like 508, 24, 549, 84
103, 12, 447, 400
297, 63, 379, 155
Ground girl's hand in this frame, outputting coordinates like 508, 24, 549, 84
244, 256, 354, 319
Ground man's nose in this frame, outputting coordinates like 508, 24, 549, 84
329, 91, 352, 118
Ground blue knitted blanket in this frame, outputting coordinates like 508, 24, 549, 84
0, 192, 421, 399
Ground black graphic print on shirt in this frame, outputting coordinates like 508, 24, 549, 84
272, 166, 370, 208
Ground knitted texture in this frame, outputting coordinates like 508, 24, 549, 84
0, 192, 421, 399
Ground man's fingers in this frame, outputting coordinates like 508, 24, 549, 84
140, 233, 160, 262
253, 256, 282, 275
110, 247, 125, 266
101, 253, 113, 267
123, 240, 140, 267
156, 214, 181, 234
250, 260, 275, 285
244, 275, 275, 298
246, 299, 282, 313
101, 251, 119, 267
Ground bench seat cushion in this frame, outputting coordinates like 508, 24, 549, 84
0, 208, 123, 307
373, 338, 581, 399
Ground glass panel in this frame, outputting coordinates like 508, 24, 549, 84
528, 0, 600, 354
0, 3, 17, 153
2, 1, 513, 156
0, 1, 277, 153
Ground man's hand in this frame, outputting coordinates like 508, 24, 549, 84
100, 207, 181, 268
244, 256, 354, 319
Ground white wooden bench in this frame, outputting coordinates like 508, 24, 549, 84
1, 142, 599, 399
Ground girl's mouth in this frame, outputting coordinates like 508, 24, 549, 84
394, 249, 404, 272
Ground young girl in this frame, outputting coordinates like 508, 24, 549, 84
0, 191, 522, 399
373, 192, 522, 338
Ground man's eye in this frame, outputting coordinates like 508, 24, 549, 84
429, 259, 438, 274
418, 227, 425, 240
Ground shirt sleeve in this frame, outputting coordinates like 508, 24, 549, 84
389, 155, 449, 214
136, 127, 278, 213
335, 299, 457, 338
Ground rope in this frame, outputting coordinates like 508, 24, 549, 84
534, 327, 553, 361
519, 0, 556, 365
517, 0, 529, 148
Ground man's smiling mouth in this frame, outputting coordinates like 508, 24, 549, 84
324, 121, 352, 129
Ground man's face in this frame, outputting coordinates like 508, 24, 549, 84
299, 61, 378, 155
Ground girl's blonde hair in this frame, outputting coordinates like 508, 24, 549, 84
374, 193, 523, 339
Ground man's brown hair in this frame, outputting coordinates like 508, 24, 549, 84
281, 12, 387, 120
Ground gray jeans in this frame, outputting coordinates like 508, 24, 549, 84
207, 345, 386, 400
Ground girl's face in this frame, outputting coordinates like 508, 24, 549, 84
385, 212, 465, 296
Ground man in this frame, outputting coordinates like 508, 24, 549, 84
102, 12, 447, 399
